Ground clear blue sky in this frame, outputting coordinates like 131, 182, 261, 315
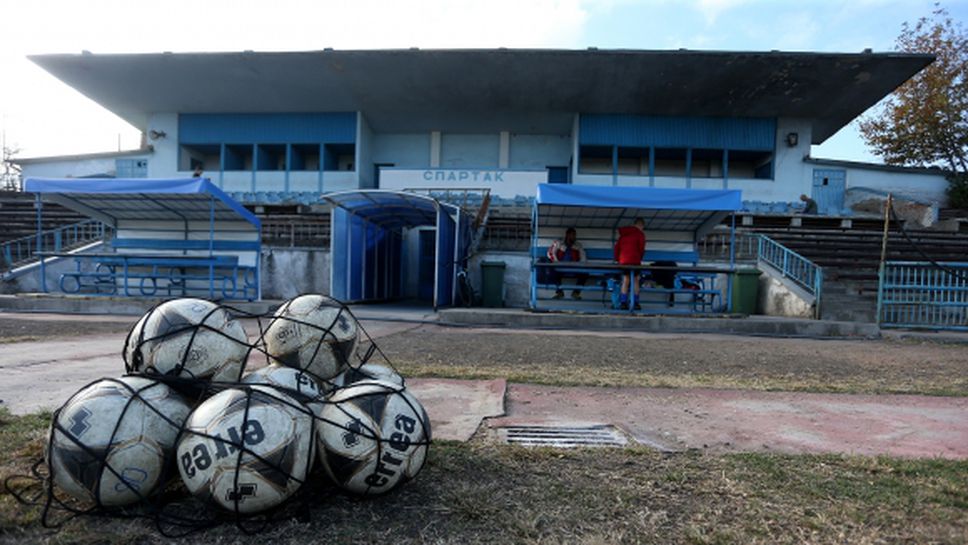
1, 0, 964, 162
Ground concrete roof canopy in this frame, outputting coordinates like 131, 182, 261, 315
29, 48, 934, 144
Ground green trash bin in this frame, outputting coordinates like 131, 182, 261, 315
731, 268, 761, 315
480, 261, 506, 308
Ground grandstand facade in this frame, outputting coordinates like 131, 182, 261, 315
17, 49, 950, 215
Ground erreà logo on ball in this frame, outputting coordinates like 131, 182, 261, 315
364, 414, 417, 489
180, 420, 266, 478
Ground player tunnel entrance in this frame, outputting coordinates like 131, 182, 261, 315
325, 190, 469, 309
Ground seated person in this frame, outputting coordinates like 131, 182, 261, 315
799, 194, 818, 215
614, 218, 646, 310
546, 227, 587, 299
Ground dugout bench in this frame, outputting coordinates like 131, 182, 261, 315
40, 239, 259, 301
533, 251, 726, 313
26, 177, 264, 302
530, 184, 742, 315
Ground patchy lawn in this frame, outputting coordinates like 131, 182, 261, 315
375, 326, 968, 396
0, 318, 132, 342
1, 410, 965, 544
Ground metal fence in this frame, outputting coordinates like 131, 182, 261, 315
699, 230, 822, 299
1, 219, 110, 273
697, 230, 759, 263
878, 261, 968, 331
260, 219, 330, 247
756, 234, 823, 302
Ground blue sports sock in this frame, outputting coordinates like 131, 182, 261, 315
620, 293, 628, 303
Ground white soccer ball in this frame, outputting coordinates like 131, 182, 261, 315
242, 365, 326, 416
331, 363, 404, 391
263, 295, 359, 381
241, 366, 324, 402
176, 386, 314, 514
47, 377, 191, 506
316, 380, 431, 496
125, 298, 249, 382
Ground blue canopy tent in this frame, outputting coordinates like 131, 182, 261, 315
532, 184, 742, 313
24, 177, 261, 300
324, 190, 470, 309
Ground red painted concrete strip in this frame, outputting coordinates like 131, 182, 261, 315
490, 384, 968, 459
407, 378, 507, 441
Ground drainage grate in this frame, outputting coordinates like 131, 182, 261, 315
500, 425, 628, 448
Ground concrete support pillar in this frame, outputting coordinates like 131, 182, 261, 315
499, 131, 510, 169
430, 131, 441, 168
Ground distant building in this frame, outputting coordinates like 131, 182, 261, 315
18, 48, 949, 215
17, 149, 149, 180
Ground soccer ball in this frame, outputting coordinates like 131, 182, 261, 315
241, 366, 324, 403
242, 366, 326, 416
316, 380, 431, 496
176, 386, 314, 514
124, 298, 249, 382
263, 295, 359, 381
332, 363, 404, 390
47, 377, 191, 506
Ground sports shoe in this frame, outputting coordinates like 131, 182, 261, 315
552, 290, 565, 299
619, 301, 629, 310
571, 290, 582, 300
633, 302, 642, 311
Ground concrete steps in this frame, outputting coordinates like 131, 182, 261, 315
0, 191, 87, 243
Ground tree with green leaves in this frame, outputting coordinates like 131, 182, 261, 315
858, 6, 967, 205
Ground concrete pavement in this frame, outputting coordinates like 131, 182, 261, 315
0, 313, 422, 414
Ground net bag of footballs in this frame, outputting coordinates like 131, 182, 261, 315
45, 376, 191, 508
124, 298, 250, 383
316, 380, 431, 496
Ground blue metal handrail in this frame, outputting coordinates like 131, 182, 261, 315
1, 219, 110, 273
756, 234, 823, 309
878, 261, 968, 331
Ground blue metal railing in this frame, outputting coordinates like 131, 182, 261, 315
1, 220, 110, 273
756, 234, 823, 310
877, 261, 968, 331
699, 230, 824, 315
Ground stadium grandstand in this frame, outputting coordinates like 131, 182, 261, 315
7, 48, 967, 327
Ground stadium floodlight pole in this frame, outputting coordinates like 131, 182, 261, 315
875, 193, 892, 327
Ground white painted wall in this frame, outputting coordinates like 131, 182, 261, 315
372, 133, 432, 169
509, 134, 572, 170
261, 248, 330, 299
441, 134, 500, 168
146, 113, 179, 177
21, 155, 149, 179
114, 219, 260, 267
833, 165, 948, 206
379, 168, 547, 197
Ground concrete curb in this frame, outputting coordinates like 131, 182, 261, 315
881, 330, 968, 345
0, 294, 279, 316
439, 308, 881, 339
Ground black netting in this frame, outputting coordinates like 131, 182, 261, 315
4, 295, 432, 538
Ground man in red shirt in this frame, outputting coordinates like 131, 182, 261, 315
614, 218, 646, 310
